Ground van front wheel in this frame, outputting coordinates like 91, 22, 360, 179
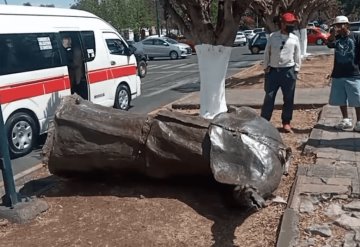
114, 84, 130, 110
5, 112, 38, 158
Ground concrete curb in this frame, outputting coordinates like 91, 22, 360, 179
171, 102, 327, 110
0, 163, 45, 196
276, 166, 307, 247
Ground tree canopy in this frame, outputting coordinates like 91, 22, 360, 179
71, 0, 156, 34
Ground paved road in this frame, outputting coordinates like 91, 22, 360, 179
3, 45, 332, 183
129, 45, 263, 114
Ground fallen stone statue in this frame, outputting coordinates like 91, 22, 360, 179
43, 95, 291, 209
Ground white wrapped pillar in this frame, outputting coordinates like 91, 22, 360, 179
295, 28, 309, 58
195, 44, 232, 119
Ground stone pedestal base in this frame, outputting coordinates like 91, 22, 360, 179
0, 198, 48, 224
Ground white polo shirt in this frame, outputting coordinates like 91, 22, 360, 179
263, 31, 301, 72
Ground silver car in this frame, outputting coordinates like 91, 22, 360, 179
134, 37, 192, 60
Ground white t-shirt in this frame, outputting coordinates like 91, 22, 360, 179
263, 31, 301, 71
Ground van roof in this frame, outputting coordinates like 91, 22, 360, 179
0, 4, 96, 18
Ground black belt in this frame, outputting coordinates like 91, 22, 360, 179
270, 66, 294, 72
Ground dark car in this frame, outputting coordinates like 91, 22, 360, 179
248, 31, 267, 54
350, 21, 360, 33
127, 40, 148, 78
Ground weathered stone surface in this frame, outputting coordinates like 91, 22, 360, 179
299, 198, 314, 213
335, 214, 360, 230
299, 184, 350, 195
315, 158, 336, 166
335, 164, 358, 179
306, 224, 332, 237
326, 178, 352, 186
351, 181, 360, 196
325, 204, 345, 220
343, 201, 360, 212
0, 199, 48, 224
351, 212, 360, 219
343, 233, 356, 247
307, 164, 335, 178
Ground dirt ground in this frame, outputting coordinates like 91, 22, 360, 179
0, 55, 334, 247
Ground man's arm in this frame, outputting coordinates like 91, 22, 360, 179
294, 37, 301, 72
327, 27, 337, 48
263, 35, 271, 72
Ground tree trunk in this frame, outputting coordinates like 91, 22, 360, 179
295, 28, 308, 58
195, 44, 232, 119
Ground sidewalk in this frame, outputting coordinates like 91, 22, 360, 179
171, 87, 360, 247
172, 87, 331, 110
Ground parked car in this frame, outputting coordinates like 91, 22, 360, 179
134, 36, 192, 60
233, 31, 247, 46
248, 31, 267, 54
243, 30, 256, 40
307, 27, 330, 45
127, 40, 148, 78
350, 21, 360, 33
253, 27, 265, 33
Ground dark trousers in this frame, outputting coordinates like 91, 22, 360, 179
260, 67, 297, 124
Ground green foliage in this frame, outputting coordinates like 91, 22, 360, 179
338, 0, 360, 18
71, 0, 156, 33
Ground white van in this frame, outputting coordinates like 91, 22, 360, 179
0, 5, 141, 157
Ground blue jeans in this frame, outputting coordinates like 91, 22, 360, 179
260, 67, 297, 124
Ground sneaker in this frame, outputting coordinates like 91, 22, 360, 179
283, 124, 293, 133
354, 121, 360, 132
335, 118, 353, 130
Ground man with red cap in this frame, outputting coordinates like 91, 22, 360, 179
261, 12, 301, 133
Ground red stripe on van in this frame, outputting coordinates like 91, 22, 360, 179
88, 65, 137, 83
88, 69, 108, 83
0, 65, 137, 104
44, 77, 70, 94
110, 66, 137, 79
0, 83, 44, 104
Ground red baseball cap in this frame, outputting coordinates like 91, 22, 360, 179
282, 12, 297, 23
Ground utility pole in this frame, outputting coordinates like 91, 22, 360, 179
0, 104, 19, 208
155, 0, 161, 37
0, 104, 48, 223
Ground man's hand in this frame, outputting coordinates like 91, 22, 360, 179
264, 66, 270, 74
328, 27, 337, 42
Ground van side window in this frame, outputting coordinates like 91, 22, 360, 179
80, 31, 96, 61
105, 39, 126, 55
0, 33, 63, 76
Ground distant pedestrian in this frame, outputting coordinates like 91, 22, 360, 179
261, 12, 301, 133
327, 16, 360, 131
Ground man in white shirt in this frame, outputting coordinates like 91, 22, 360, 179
260, 12, 301, 133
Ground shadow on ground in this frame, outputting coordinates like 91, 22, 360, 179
20, 174, 257, 247
225, 73, 264, 88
